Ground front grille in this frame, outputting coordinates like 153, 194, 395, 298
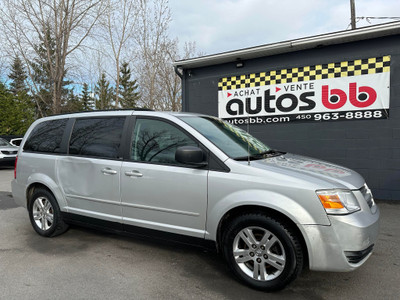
1, 150, 17, 155
345, 244, 374, 264
360, 185, 374, 208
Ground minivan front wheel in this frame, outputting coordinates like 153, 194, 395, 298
222, 214, 303, 291
28, 188, 69, 237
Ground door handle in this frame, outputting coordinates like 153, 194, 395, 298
101, 168, 118, 175
125, 170, 143, 178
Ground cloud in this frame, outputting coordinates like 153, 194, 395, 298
169, 0, 400, 55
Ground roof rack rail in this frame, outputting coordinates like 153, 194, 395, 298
49, 108, 154, 117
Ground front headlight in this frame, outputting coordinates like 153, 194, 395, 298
316, 189, 360, 215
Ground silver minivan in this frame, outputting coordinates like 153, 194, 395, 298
12, 110, 379, 291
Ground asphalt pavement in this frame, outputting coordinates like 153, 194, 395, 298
0, 167, 399, 299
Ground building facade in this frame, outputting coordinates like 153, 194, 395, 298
174, 22, 400, 200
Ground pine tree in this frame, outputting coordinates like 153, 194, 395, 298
95, 73, 114, 110
8, 56, 28, 96
81, 83, 94, 111
0, 82, 35, 135
119, 62, 140, 108
30, 26, 71, 116
30, 27, 55, 115
61, 90, 83, 113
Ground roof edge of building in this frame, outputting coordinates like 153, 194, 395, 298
174, 21, 400, 69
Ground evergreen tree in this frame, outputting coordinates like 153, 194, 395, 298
30, 27, 54, 115
8, 56, 28, 96
119, 62, 140, 108
95, 73, 114, 110
30, 26, 71, 116
80, 83, 94, 111
61, 89, 83, 113
0, 82, 35, 135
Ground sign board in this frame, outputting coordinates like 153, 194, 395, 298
218, 56, 390, 125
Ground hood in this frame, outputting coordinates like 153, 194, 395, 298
247, 153, 365, 190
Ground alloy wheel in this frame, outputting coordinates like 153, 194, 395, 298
32, 197, 54, 231
232, 226, 286, 281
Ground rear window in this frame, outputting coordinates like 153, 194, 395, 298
24, 119, 68, 153
69, 117, 125, 159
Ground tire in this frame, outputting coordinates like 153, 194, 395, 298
28, 188, 69, 237
222, 214, 303, 291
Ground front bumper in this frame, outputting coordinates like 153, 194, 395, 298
301, 199, 380, 272
0, 156, 16, 164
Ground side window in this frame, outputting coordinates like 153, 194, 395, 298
24, 119, 68, 153
69, 117, 125, 159
131, 118, 197, 164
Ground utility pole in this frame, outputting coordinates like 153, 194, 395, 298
350, 0, 356, 29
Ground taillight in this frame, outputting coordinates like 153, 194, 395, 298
14, 156, 18, 179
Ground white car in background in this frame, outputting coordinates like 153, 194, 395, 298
0, 138, 18, 165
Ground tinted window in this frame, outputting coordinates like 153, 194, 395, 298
131, 118, 197, 164
11, 139, 22, 146
24, 119, 68, 153
69, 117, 125, 159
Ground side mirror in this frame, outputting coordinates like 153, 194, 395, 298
175, 146, 207, 167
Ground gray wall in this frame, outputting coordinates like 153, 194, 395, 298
182, 35, 400, 200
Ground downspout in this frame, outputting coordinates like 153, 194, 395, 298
174, 65, 183, 79
174, 66, 186, 111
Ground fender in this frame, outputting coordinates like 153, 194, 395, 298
205, 189, 330, 241
26, 173, 68, 211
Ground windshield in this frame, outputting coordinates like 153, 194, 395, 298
0, 138, 12, 147
180, 116, 271, 159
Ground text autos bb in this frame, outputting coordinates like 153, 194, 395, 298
225, 82, 379, 116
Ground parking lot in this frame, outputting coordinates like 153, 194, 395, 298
0, 166, 399, 300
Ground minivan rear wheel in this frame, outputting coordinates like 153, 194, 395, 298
28, 188, 69, 237
222, 214, 303, 291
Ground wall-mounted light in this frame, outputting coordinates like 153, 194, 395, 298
236, 61, 244, 68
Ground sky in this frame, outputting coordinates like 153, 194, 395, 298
169, 0, 400, 56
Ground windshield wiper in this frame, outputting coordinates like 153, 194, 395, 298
234, 149, 286, 161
